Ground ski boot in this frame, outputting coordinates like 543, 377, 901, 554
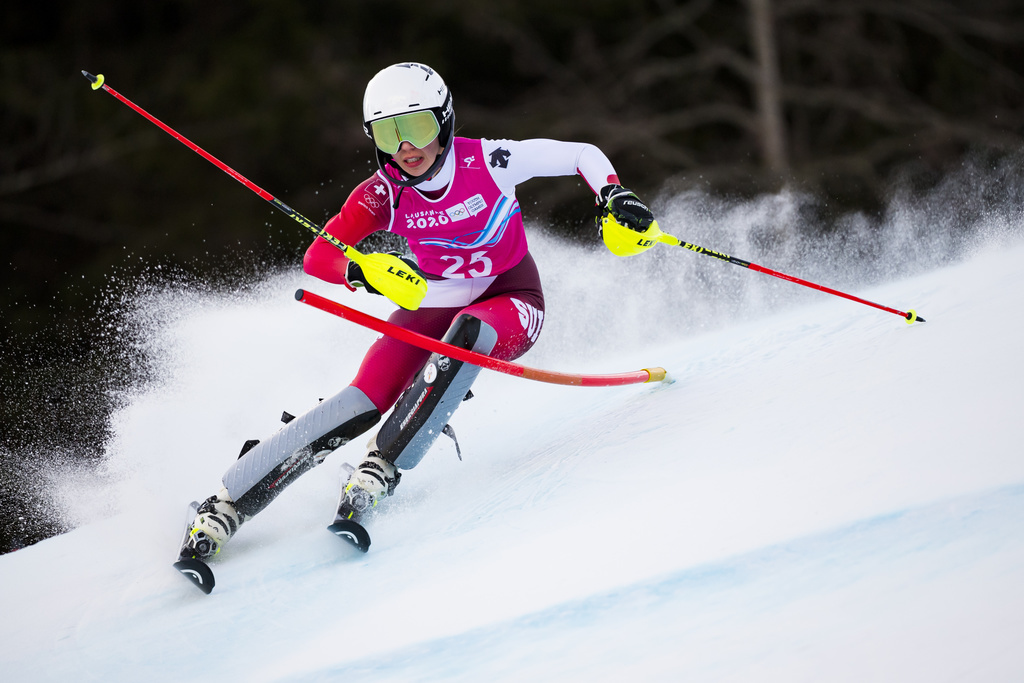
180, 488, 246, 560
335, 451, 401, 522
328, 452, 399, 552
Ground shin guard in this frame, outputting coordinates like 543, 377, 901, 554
375, 315, 497, 470
222, 385, 381, 518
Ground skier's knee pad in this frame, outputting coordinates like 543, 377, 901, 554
376, 314, 497, 470
222, 385, 381, 518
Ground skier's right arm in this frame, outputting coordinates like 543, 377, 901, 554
303, 177, 392, 287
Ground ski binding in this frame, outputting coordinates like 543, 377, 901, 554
173, 501, 216, 594
328, 463, 372, 552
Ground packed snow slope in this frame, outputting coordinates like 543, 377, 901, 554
3, 184, 1024, 681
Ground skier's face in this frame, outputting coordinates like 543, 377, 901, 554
392, 138, 441, 177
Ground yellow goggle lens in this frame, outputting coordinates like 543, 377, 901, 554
370, 111, 440, 155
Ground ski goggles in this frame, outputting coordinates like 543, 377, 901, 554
369, 111, 441, 155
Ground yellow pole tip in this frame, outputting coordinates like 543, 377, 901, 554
91, 73, 105, 90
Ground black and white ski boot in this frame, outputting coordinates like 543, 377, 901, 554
328, 452, 400, 552
341, 451, 401, 515
181, 488, 245, 560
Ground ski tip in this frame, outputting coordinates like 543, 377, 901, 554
328, 519, 371, 553
174, 558, 215, 594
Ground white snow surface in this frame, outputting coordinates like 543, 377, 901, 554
3, 186, 1024, 681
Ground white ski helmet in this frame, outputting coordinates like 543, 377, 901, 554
363, 62, 455, 186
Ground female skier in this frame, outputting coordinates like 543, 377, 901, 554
181, 62, 658, 560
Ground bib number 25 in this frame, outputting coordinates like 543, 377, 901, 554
440, 251, 493, 278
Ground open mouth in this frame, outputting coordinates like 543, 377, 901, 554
402, 154, 425, 169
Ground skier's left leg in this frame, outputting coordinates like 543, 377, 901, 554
338, 289, 545, 518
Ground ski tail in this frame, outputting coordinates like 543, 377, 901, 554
173, 557, 216, 594
327, 518, 371, 553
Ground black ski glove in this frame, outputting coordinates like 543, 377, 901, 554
346, 252, 422, 296
595, 184, 656, 233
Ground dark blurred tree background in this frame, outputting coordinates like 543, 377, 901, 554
2, 0, 1022, 552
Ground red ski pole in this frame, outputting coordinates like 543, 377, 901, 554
664, 235, 925, 323
601, 216, 927, 323
81, 71, 427, 310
